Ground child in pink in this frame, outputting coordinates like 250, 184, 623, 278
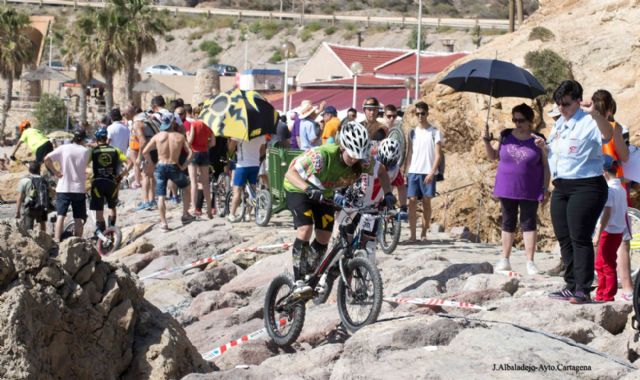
593, 155, 627, 302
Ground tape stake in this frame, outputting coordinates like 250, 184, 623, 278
384, 297, 486, 311
201, 319, 286, 361
495, 270, 522, 278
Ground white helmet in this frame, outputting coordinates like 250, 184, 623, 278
339, 121, 370, 160
377, 138, 401, 168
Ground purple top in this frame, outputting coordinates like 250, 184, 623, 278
494, 132, 544, 201
290, 117, 301, 150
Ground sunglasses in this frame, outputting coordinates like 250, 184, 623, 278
512, 118, 527, 124
415, 112, 426, 116
385, 114, 397, 119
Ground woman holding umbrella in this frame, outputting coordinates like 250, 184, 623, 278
483, 103, 550, 275
542, 80, 613, 304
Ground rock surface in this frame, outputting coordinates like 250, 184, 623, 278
0, 222, 211, 379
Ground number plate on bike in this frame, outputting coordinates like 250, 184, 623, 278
359, 214, 375, 232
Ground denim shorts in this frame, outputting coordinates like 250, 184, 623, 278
155, 164, 190, 196
56, 192, 87, 219
191, 151, 209, 166
407, 173, 436, 199
233, 166, 259, 187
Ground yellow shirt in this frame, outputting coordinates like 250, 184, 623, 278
321, 117, 340, 144
19, 128, 50, 152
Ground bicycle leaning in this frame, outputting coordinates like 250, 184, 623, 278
263, 198, 383, 346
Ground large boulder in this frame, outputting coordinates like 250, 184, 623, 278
0, 222, 212, 379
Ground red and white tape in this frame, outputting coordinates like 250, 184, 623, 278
233, 242, 292, 253
201, 319, 286, 361
384, 297, 486, 311
495, 270, 522, 278
139, 254, 227, 281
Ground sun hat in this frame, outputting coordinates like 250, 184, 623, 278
298, 100, 317, 119
159, 110, 175, 131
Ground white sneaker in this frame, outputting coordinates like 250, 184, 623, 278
495, 258, 511, 271
526, 261, 541, 275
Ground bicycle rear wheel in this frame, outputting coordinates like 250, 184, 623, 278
378, 215, 401, 254
337, 257, 383, 333
254, 189, 273, 227
264, 274, 306, 346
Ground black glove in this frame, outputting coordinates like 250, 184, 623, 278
333, 192, 346, 207
9, 155, 16, 161
305, 187, 324, 202
384, 192, 397, 209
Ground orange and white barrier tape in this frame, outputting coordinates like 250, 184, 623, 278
233, 242, 292, 253
384, 297, 486, 311
495, 270, 522, 278
201, 319, 286, 361
139, 254, 227, 281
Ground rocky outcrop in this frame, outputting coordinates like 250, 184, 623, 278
0, 222, 212, 379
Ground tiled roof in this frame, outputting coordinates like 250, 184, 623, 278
375, 52, 468, 76
327, 43, 409, 74
269, 87, 407, 112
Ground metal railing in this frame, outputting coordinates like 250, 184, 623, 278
6, 0, 510, 30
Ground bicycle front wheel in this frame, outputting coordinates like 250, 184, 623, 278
337, 257, 383, 333
254, 189, 273, 227
97, 227, 122, 256
264, 274, 306, 346
378, 215, 401, 254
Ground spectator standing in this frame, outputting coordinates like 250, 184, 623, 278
227, 135, 266, 222
44, 129, 90, 242
362, 97, 388, 141
123, 104, 142, 189
483, 103, 550, 275
346, 108, 357, 122
107, 108, 130, 156
321, 106, 340, 144
298, 101, 321, 150
544, 80, 613, 304
15, 161, 49, 232
593, 155, 627, 302
404, 102, 442, 243
187, 120, 214, 218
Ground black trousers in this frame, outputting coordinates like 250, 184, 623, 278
550, 176, 607, 293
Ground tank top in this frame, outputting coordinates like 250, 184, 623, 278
493, 132, 544, 201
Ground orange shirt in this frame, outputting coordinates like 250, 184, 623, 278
602, 121, 624, 178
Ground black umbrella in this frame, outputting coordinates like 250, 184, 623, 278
439, 59, 545, 133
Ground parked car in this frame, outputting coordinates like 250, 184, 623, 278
143, 64, 193, 76
206, 63, 238, 76
48, 60, 76, 71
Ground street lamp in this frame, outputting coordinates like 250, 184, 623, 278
414, 0, 423, 100
280, 41, 296, 114
404, 77, 416, 107
351, 61, 363, 108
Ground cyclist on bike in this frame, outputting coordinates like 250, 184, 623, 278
283, 121, 371, 296
89, 128, 132, 235
337, 138, 401, 263
10, 120, 54, 166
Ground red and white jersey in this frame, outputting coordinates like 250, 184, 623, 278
357, 161, 400, 207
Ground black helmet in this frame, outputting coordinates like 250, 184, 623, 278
73, 128, 87, 142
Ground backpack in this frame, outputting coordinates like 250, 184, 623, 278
24, 176, 50, 212
409, 128, 445, 181
143, 118, 160, 139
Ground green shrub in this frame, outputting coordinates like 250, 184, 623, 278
344, 22, 357, 32
407, 26, 428, 49
164, 34, 175, 42
433, 3, 459, 16
342, 30, 355, 40
248, 21, 261, 34
260, 21, 281, 39
34, 94, 67, 131
524, 49, 572, 104
226, 34, 234, 43
528, 26, 555, 42
268, 50, 282, 64
324, 26, 336, 36
199, 40, 223, 64
305, 21, 322, 32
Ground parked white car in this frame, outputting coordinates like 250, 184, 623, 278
143, 64, 192, 76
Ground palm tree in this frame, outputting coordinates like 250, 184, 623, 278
508, 0, 515, 32
516, 0, 524, 24
61, 11, 97, 124
94, 6, 127, 111
0, 7, 34, 142
111, 0, 165, 104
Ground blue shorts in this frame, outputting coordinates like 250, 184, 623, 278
155, 164, 190, 197
407, 173, 436, 199
233, 166, 259, 186
56, 192, 87, 219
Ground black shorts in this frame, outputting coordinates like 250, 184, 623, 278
191, 151, 209, 166
285, 191, 336, 231
35, 141, 54, 164
23, 208, 47, 229
56, 192, 87, 219
90, 178, 119, 211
